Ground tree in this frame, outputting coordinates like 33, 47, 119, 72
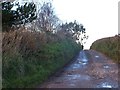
2, 2, 14, 31
36, 1, 59, 32
2, 2, 37, 32
61, 20, 88, 45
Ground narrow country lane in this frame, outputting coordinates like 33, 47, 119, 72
37, 50, 119, 88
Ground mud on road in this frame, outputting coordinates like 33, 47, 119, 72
37, 50, 119, 88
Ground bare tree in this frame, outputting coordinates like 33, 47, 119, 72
36, 1, 59, 33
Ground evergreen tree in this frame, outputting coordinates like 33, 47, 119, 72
2, 2, 37, 32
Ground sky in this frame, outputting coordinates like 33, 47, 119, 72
52, 0, 119, 49
13, 0, 119, 49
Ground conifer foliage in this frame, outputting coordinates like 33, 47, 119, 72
2, 2, 37, 31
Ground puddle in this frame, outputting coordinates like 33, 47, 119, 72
65, 63, 82, 70
78, 61, 87, 65
67, 74, 81, 80
82, 58, 88, 62
66, 74, 91, 81
77, 58, 81, 61
103, 65, 110, 69
97, 82, 112, 88
95, 56, 99, 58
78, 58, 88, 65
70, 83, 75, 86
72, 64, 81, 69
102, 85, 112, 88
96, 82, 118, 88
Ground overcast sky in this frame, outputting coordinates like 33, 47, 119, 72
52, 0, 119, 49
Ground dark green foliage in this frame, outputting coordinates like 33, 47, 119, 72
2, 2, 14, 29
61, 20, 85, 33
2, 2, 37, 32
15, 2, 37, 24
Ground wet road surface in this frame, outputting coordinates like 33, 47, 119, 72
37, 50, 119, 88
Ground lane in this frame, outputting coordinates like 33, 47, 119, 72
87, 50, 118, 88
37, 50, 118, 88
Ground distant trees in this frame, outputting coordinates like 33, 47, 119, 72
2, 2, 37, 32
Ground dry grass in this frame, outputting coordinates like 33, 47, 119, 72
2, 28, 72, 56
2, 29, 48, 56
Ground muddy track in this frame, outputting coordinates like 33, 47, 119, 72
37, 50, 119, 88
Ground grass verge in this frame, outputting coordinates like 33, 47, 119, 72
90, 35, 120, 63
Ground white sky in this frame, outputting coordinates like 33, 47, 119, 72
52, 0, 119, 49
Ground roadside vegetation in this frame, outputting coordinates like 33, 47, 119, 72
2, 1, 88, 88
3, 30, 81, 87
90, 35, 120, 63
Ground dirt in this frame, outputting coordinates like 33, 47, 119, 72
37, 50, 119, 88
